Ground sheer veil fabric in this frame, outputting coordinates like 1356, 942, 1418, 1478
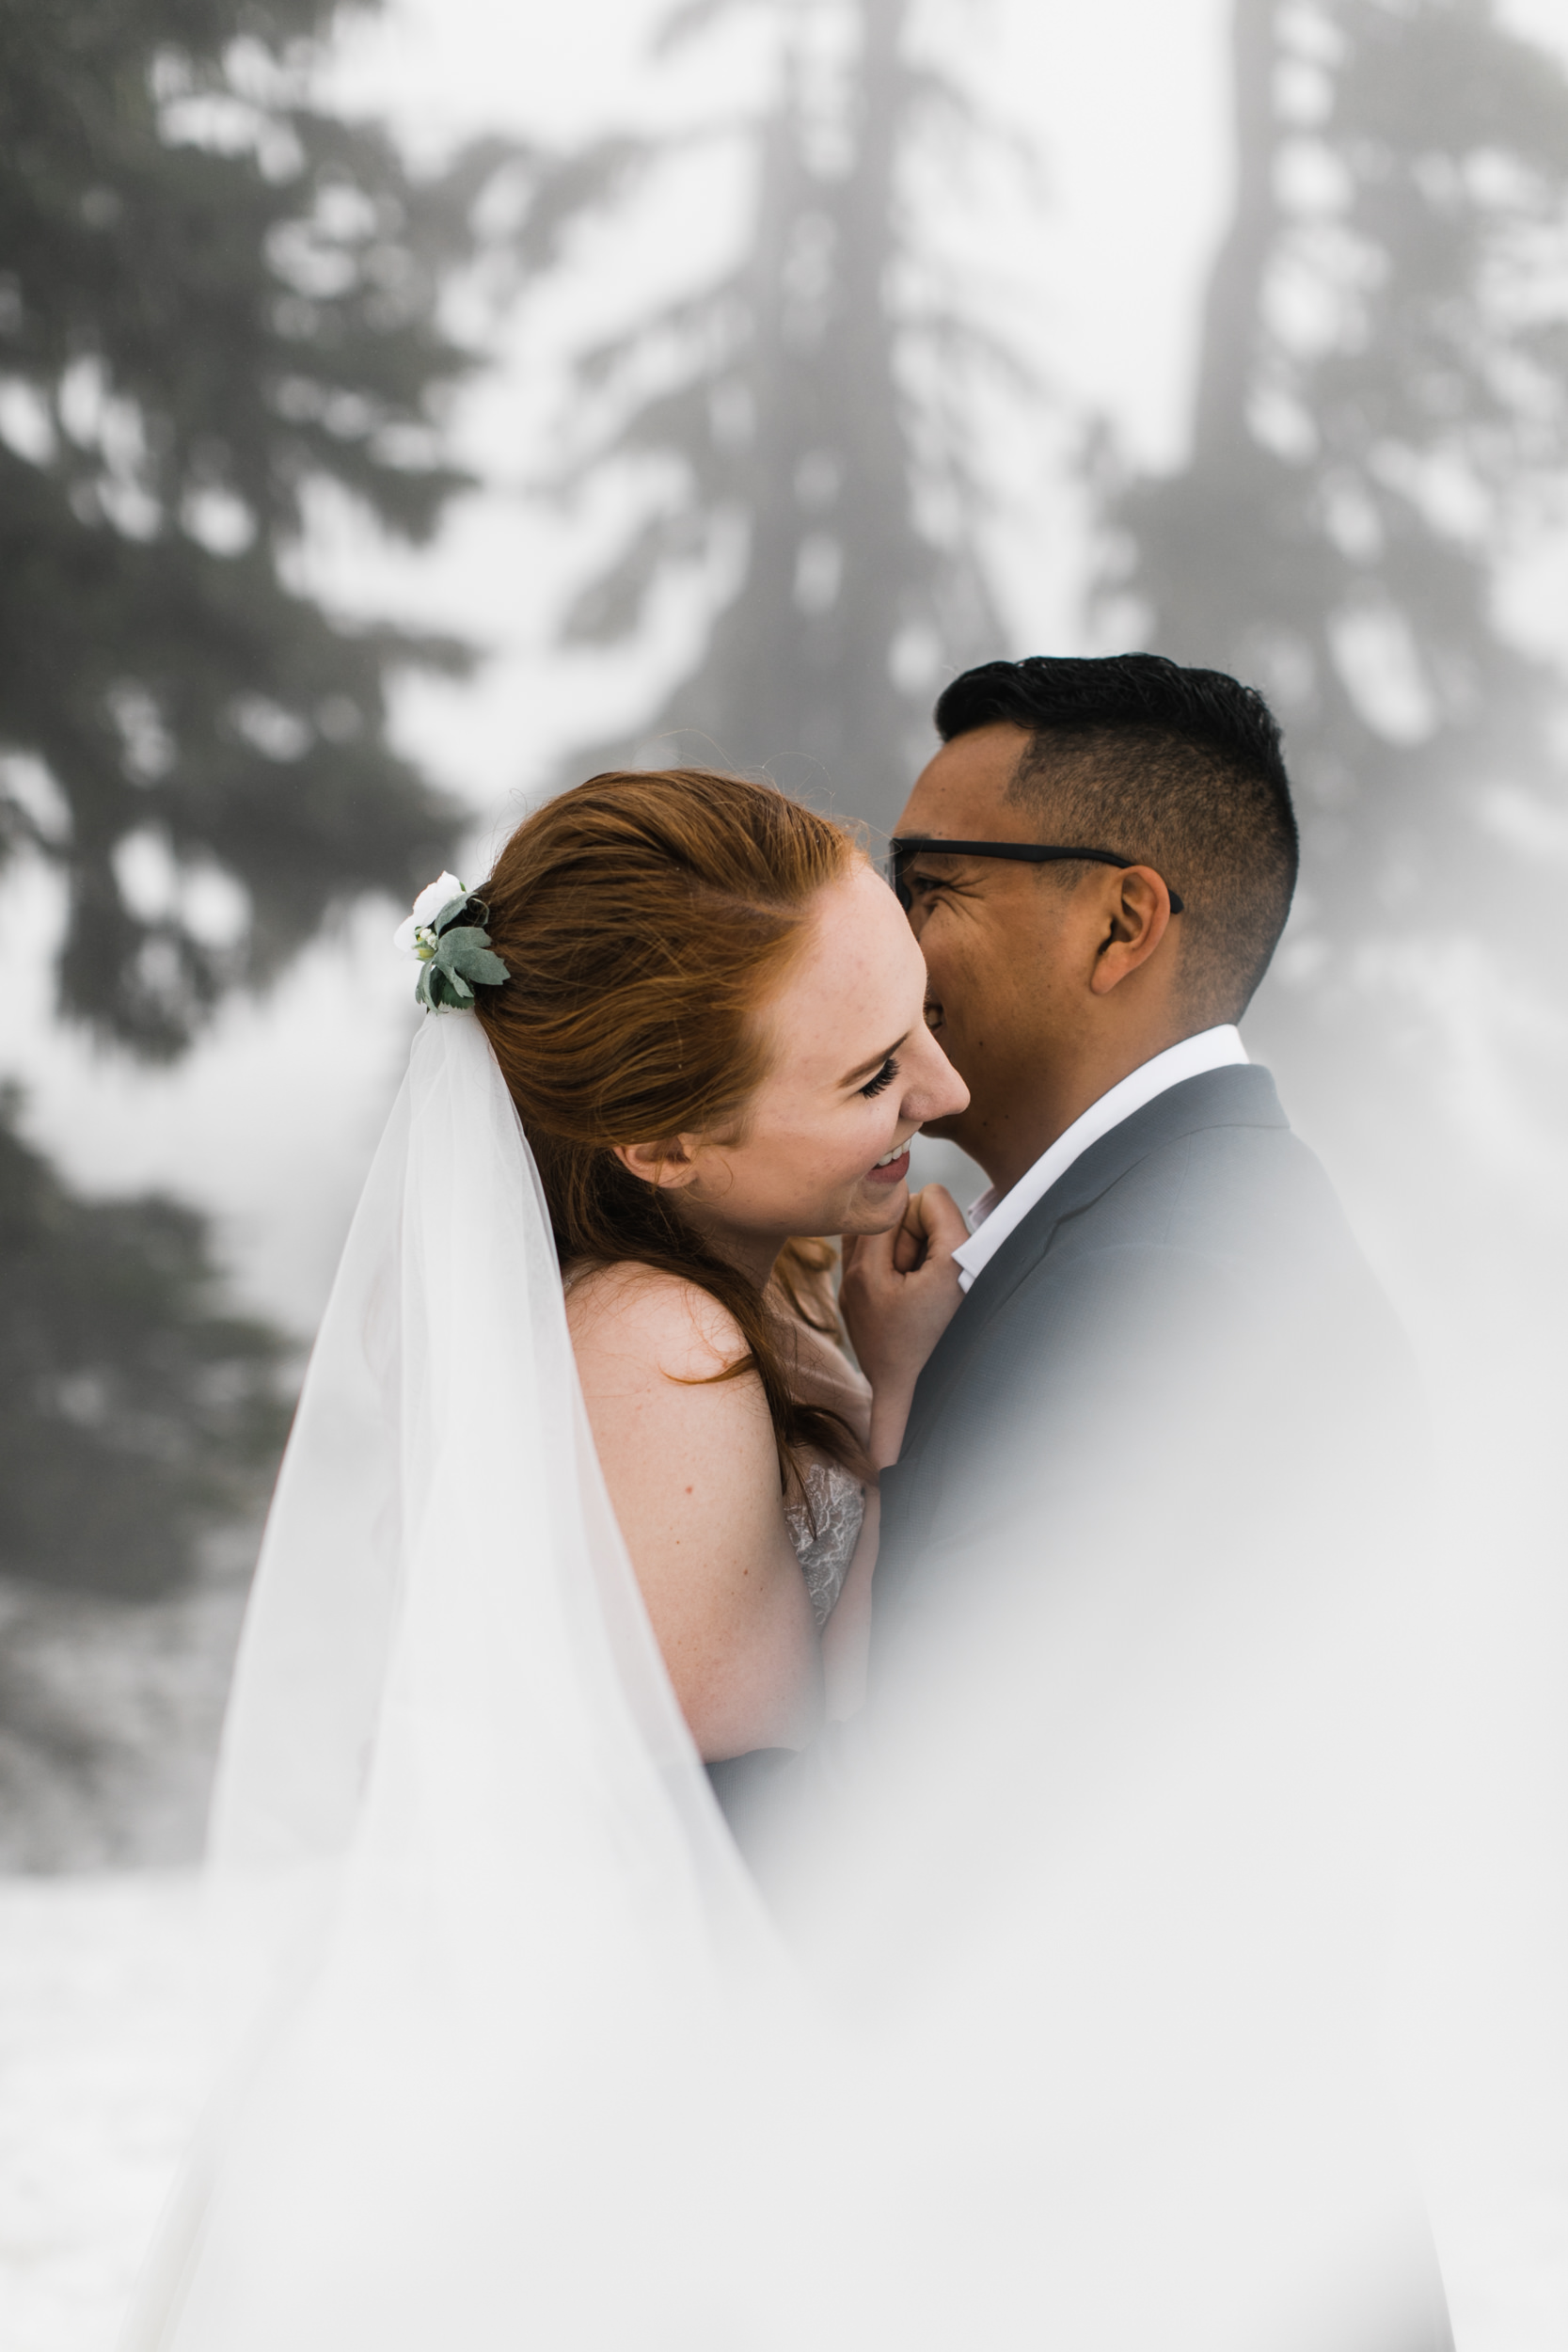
120, 1013, 791, 2349
120, 1012, 1445, 2352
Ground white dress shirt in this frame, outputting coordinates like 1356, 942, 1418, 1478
950, 1025, 1250, 1295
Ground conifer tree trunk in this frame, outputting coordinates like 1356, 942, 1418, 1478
655, 0, 942, 829
1102, 0, 1568, 1115
1192, 0, 1279, 474
557, 0, 1002, 840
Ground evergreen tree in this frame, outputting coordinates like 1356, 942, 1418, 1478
535, 0, 1018, 837
0, 0, 484, 1057
0, 1089, 289, 1594
1099, 0, 1568, 1084
0, 0, 495, 1596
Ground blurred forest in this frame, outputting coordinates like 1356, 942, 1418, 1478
0, 0, 482, 1854
1103, 0, 1568, 1143
519, 0, 1017, 823
2, 0, 1566, 1861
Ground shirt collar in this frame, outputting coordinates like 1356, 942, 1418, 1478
950, 1026, 1249, 1295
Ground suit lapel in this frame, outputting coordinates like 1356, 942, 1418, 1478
896, 1064, 1288, 1463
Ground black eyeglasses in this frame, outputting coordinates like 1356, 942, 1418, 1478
888, 836, 1184, 916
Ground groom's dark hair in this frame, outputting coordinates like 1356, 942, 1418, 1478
933, 653, 1299, 1023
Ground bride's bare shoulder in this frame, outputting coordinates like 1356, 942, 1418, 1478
563, 1258, 746, 1386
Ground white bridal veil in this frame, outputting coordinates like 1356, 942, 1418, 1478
122, 1010, 1449, 2352
122, 1012, 790, 2349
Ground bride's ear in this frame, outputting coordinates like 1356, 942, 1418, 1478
612, 1137, 700, 1192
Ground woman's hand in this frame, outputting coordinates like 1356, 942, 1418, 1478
840, 1182, 969, 1469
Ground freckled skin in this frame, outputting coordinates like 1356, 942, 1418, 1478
618, 862, 970, 1281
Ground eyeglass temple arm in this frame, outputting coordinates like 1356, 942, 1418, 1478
889, 839, 1183, 916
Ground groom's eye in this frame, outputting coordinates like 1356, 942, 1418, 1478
860, 1055, 899, 1100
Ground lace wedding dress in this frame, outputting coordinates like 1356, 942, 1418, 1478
786, 1459, 865, 1627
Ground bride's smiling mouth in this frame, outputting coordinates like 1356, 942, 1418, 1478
865, 1136, 913, 1186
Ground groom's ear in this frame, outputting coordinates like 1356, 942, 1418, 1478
613, 1137, 700, 1192
1088, 865, 1179, 996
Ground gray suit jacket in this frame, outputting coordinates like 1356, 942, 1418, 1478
874, 1061, 1419, 1668
847, 1066, 1451, 2350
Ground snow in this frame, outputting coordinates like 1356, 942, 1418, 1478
0, 1875, 206, 2352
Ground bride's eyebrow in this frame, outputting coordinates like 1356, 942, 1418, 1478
840, 1032, 909, 1089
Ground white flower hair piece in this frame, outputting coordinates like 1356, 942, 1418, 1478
393, 873, 510, 1012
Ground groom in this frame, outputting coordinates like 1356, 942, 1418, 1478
835, 652, 1452, 2350
852, 649, 1420, 1665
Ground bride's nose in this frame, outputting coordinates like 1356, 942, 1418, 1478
906, 1026, 969, 1121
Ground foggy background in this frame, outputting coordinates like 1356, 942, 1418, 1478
2, 0, 1566, 2344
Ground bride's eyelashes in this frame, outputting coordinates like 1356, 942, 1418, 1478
860, 1055, 899, 1100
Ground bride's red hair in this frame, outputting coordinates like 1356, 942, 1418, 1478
475, 768, 865, 1489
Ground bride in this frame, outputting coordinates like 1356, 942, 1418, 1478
123, 767, 971, 2350
472, 766, 968, 1765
